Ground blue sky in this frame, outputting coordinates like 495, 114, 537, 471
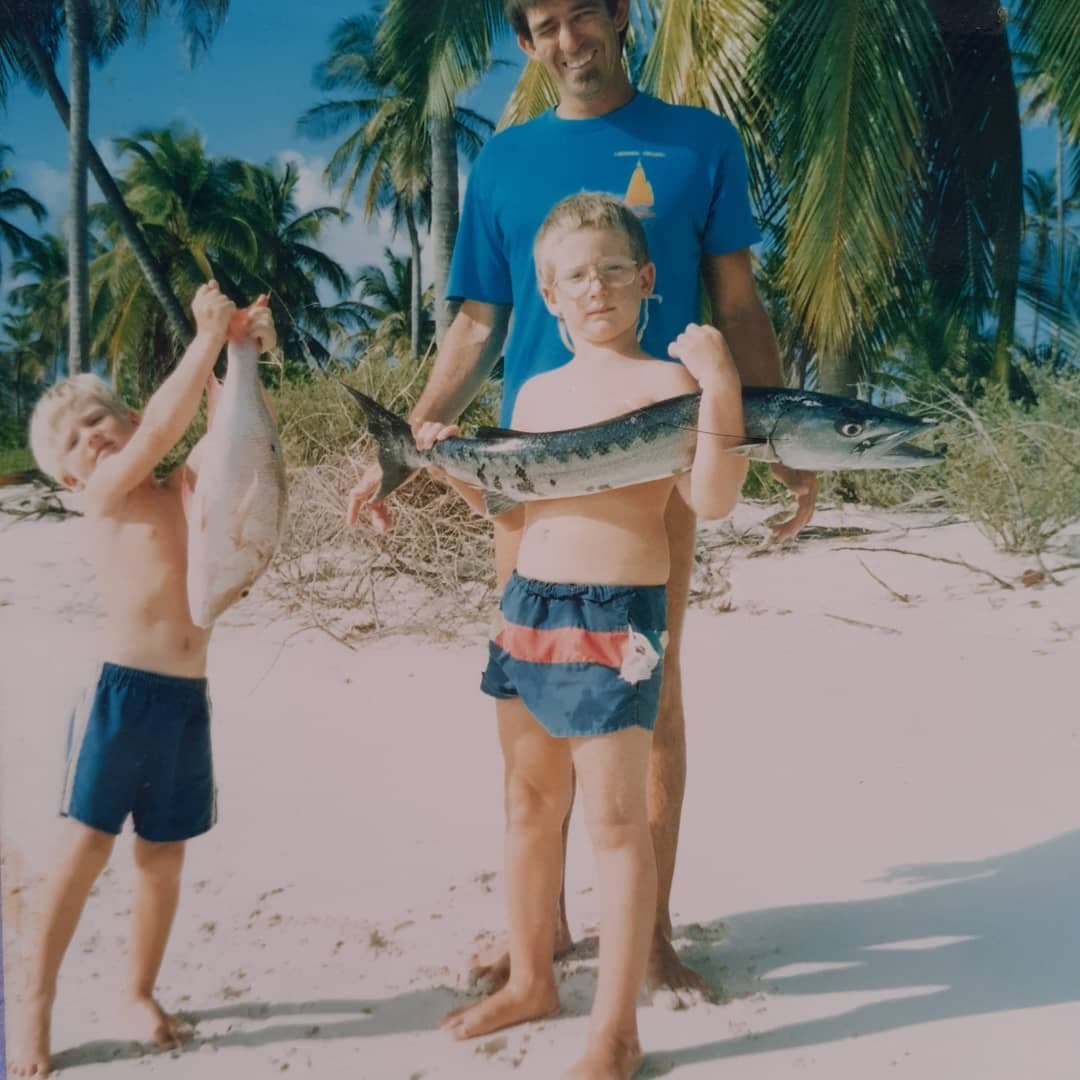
0, 0, 527, 279
0, 0, 1063, 291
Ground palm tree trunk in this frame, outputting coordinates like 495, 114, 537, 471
817, 349, 860, 398
64, 0, 90, 375
405, 201, 421, 360
15, 351, 23, 426
429, 114, 459, 346
1051, 118, 1065, 361
21, 34, 194, 346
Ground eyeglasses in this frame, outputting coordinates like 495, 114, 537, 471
554, 259, 641, 298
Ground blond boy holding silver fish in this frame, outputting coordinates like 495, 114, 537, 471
353, 193, 748, 1080
10, 281, 275, 1077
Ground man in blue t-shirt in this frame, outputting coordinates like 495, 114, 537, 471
348, 0, 817, 1001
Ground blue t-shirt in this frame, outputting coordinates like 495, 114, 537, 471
447, 92, 761, 425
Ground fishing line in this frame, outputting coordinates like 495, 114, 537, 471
657, 420, 774, 444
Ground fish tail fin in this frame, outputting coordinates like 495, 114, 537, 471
339, 384, 419, 500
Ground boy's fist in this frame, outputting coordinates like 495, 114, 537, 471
192, 280, 236, 342
228, 294, 277, 353
668, 323, 740, 394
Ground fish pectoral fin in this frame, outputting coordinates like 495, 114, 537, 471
728, 438, 779, 462
483, 492, 522, 518
473, 425, 527, 439
230, 474, 261, 546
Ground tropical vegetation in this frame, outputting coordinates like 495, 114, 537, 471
1, 0, 1078, 552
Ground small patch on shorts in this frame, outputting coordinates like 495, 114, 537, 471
619, 624, 663, 684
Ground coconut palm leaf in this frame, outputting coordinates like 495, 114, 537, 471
1016, 0, 1080, 138
376, 0, 506, 119
761, 0, 940, 394
639, 0, 767, 139
497, 58, 559, 130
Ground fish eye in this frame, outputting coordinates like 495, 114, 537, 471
240, 589, 250, 598
836, 420, 864, 438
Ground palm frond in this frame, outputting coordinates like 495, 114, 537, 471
497, 59, 558, 130
762, 0, 940, 391
377, 0, 506, 119
1016, 0, 1080, 137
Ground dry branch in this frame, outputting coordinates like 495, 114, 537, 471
833, 545, 1014, 589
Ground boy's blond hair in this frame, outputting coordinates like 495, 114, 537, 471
533, 192, 651, 288
29, 373, 128, 482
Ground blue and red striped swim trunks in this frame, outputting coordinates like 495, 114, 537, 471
481, 572, 668, 738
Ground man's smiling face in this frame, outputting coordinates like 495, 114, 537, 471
518, 0, 629, 108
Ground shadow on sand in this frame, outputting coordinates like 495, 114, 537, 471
49, 986, 460, 1069
49, 830, 1080, 1071
657, 829, 1080, 1067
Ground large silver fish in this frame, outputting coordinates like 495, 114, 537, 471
342, 385, 940, 516
186, 322, 288, 626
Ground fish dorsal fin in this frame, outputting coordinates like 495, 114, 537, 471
474, 425, 526, 440
483, 492, 521, 518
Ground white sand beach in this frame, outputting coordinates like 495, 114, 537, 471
2, 488, 1078, 1078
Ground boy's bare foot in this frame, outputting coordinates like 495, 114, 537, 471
563, 1030, 643, 1079
122, 995, 193, 1050
468, 922, 574, 991
441, 979, 560, 1040
646, 934, 711, 1005
9, 995, 53, 1077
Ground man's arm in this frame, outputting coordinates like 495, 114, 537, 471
346, 300, 511, 531
702, 250, 817, 539
409, 300, 512, 427
701, 250, 784, 388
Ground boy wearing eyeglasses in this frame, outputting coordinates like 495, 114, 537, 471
426, 191, 748, 1079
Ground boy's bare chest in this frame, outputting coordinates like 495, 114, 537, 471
525, 375, 660, 430
91, 485, 190, 579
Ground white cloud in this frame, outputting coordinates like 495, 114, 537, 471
23, 160, 67, 224
275, 148, 415, 287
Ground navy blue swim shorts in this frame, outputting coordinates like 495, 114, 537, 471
60, 662, 217, 842
481, 572, 668, 739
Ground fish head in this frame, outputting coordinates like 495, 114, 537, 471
770, 395, 943, 471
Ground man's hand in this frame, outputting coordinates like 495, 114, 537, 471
768, 463, 817, 540
344, 422, 462, 532
346, 465, 395, 533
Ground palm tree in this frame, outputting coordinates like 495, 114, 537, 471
91, 129, 354, 395
299, 14, 429, 360
376, 0, 506, 343
1015, 46, 1079, 364
89, 126, 247, 394
299, 12, 491, 356
0, 313, 49, 425
63, 0, 91, 372
1023, 169, 1057, 351
214, 157, 353, 373
0, 143, 47, 286
344, 248, 433, 360
1, 1, 230, 356
7, 232, 69, 381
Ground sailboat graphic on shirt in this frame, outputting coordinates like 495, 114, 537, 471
624, 159, 655, 217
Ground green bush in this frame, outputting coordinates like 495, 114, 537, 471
275, 346, 501, 468
934, 368, 1080, 553
0, 446, 35, 474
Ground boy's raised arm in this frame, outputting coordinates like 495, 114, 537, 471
83, 281, 235, 511
669, 324, 749, 521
